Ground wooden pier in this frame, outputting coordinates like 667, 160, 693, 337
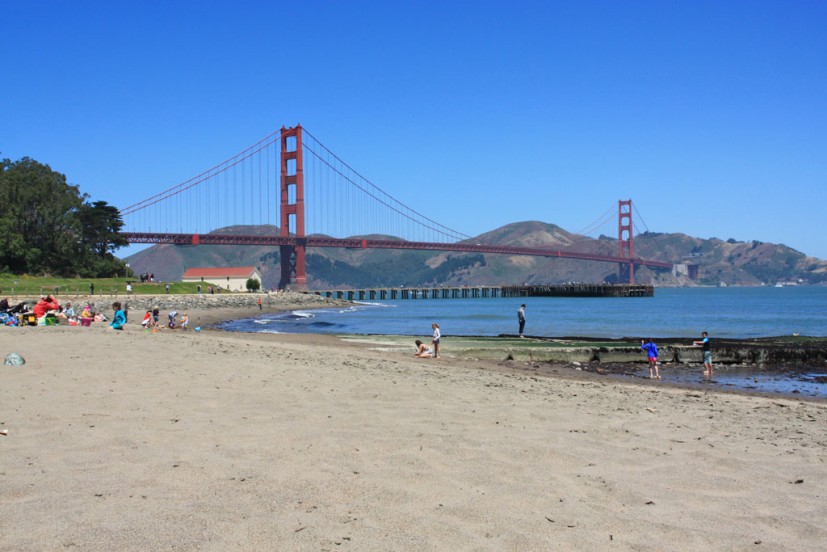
307, 283, 653, 301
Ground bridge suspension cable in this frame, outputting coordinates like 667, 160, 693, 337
575, 203, 616, 238
632, 202, 650, 234
301, 129, 471, 243
120, 126, 473, 244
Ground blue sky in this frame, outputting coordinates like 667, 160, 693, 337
3, 1, 826, 259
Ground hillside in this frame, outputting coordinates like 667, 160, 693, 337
124, 223, 827, 289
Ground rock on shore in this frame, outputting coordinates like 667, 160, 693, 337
37, 291, 346, 314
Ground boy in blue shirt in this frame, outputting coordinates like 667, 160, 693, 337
641, 338, 660, 379
693, 331, 713, 378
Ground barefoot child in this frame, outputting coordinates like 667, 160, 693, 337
641, 338, 660, 379
414, 339, 432, 358
693, 331, 713, 378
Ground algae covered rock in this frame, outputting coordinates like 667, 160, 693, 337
4, 353, 26, 366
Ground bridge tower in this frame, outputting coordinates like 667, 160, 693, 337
279, 125, 307, 290
618, 199, 634, 284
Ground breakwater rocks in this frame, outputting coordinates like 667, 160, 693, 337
41, 291, 346, 316
494, 336, 827, 368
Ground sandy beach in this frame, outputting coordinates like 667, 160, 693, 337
2, 309, 826, 551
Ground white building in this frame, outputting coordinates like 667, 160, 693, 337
181, 266, 262, 292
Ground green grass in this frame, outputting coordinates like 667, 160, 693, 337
0, 275, 225, 297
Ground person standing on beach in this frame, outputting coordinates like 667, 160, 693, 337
693, 331, 713, 378
431, 323, 441, 358
517, 304, 526, 337
257, 297, 262, 310
641, 338, 660, 379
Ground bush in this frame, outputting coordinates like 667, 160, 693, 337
246, 278, 261, 292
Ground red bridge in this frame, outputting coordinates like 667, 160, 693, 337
121, 125, 672, 289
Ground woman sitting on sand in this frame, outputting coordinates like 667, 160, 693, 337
414, 339, 432, 358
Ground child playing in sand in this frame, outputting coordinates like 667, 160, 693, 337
109, 302, 126, 331
141, 310, 152, 329
181, 313, 189, 331
414, 339, 432, 358
641, 338, 660, 379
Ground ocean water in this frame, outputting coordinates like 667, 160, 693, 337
218, 286, 827, 398
219, 286, 827, 339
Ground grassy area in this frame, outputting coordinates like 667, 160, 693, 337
0, 275, 226, 297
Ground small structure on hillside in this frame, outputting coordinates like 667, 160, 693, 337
181, 266, 262, 292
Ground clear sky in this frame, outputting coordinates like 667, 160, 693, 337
3, 1, 826, 258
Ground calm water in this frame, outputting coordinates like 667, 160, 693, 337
219, 286, 827, 398
221, 286, 827, 339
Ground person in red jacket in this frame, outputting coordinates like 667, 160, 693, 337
33, 294, 60, 322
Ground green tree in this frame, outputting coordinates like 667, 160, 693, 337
246, 277, 261, 292
0, 157, 85, 274
75, 201, 129, 276
0, 157, 128, 277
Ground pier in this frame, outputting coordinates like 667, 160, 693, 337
307, 283, 653, 301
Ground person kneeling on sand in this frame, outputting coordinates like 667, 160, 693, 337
414, 339, 432, 358
141, 310, 152, 329
109, 302, 126, 330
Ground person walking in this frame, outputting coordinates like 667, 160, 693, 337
517, 304, 526, 337
431, 323, 441, 359
641, 338, 660, 379
257, 297, 262, 310
693, 331, 714, 379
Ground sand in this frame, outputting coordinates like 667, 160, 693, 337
2, 313, 826, 551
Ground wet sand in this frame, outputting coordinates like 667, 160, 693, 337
1, 312, 826, 550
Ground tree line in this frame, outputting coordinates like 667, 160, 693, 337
0, 156, 128, 277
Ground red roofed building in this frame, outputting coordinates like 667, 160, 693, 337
181, 266, 262, 292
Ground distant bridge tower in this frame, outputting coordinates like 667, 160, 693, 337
279, 125, 307, 290
618, 199, 634, 284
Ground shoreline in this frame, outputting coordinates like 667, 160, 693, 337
10, 295, 825, 400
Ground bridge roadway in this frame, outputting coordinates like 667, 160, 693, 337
312, 283, 653, 300
121, 233, 673, 269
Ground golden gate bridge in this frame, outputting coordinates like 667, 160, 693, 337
120, 125, 672, 289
